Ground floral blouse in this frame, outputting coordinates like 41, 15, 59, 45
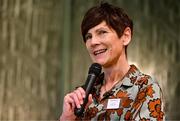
78, 65, 165, 121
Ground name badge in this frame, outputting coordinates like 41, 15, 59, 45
106, 99, 120, 109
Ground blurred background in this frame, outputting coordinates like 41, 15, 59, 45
0, 0, 179, 120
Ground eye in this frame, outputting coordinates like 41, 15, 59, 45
98, 30, 107, 35
85, 33, 92, 41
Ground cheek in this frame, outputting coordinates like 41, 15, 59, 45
111, 43, 123, 55
86, 45, 94, 57
85, 43, 90, 52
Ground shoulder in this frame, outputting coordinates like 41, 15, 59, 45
134, 71, 160, 88
134, 72, 163, 101
127, 65, 159, 87
132, 71, 163, 99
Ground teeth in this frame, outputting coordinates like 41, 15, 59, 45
94, 49, 107, 55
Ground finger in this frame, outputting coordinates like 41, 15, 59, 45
74, 87, 86, 104
64, 94, 75, 108
85, 94, 93, 109
63, 94, 75, 112
77, 87, 86, 98
61, 94, 77, 118
88, 94, 93, 104
64, 94, 73, 105
69, 91, 81, 108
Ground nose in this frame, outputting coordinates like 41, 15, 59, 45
90, 36, 100, 47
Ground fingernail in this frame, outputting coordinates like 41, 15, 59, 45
81, 100, 83, 104
77, 104, 81, 108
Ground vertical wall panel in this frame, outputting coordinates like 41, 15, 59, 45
0, 0, 63, 120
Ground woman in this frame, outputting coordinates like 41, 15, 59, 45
60, 2, 165, 121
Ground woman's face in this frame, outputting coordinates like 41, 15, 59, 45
85, 21, 125, 67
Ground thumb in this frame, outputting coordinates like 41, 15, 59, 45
85, 94, 93, 109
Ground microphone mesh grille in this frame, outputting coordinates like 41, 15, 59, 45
88, 63, 102, 76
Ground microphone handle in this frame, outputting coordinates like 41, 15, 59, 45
74, 97, 88, 117
74, 74, 96, 117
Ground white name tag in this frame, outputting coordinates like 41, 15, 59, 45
106, 99, 120, 109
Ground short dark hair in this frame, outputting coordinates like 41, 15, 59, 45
81, 2, 133, 43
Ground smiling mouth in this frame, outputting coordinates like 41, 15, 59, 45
94, 49, 107, 56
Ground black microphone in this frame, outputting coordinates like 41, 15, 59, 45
74, 63, 102, 117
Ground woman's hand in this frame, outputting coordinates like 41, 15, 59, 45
59, 87, 93, 121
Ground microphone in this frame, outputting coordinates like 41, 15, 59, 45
74, 63, 102, 117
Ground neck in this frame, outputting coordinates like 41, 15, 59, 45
103, 52, 130, 86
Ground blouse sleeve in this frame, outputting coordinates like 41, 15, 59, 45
133, 81, 165, 121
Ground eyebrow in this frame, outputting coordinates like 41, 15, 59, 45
86, 22, 110, 36
87, 27, 109, 35
95, 27, 108, 32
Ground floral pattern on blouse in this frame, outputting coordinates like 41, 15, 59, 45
78, 65, 165, 121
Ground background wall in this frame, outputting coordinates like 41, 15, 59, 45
0, 0, 63, 119
0, 0, 179, 120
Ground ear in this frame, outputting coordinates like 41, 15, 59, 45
122, 27, 132, 46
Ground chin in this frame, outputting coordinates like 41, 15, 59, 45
92, 56, 107, 65
92, 60, 105, 66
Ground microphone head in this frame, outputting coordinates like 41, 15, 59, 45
88, 63, 102, 76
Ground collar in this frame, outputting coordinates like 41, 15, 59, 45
95, 65, 140, 87
92, 65, 141, 100
96, 65, 140, 91
116, 65, 140, 88
105, 65, 140, 88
